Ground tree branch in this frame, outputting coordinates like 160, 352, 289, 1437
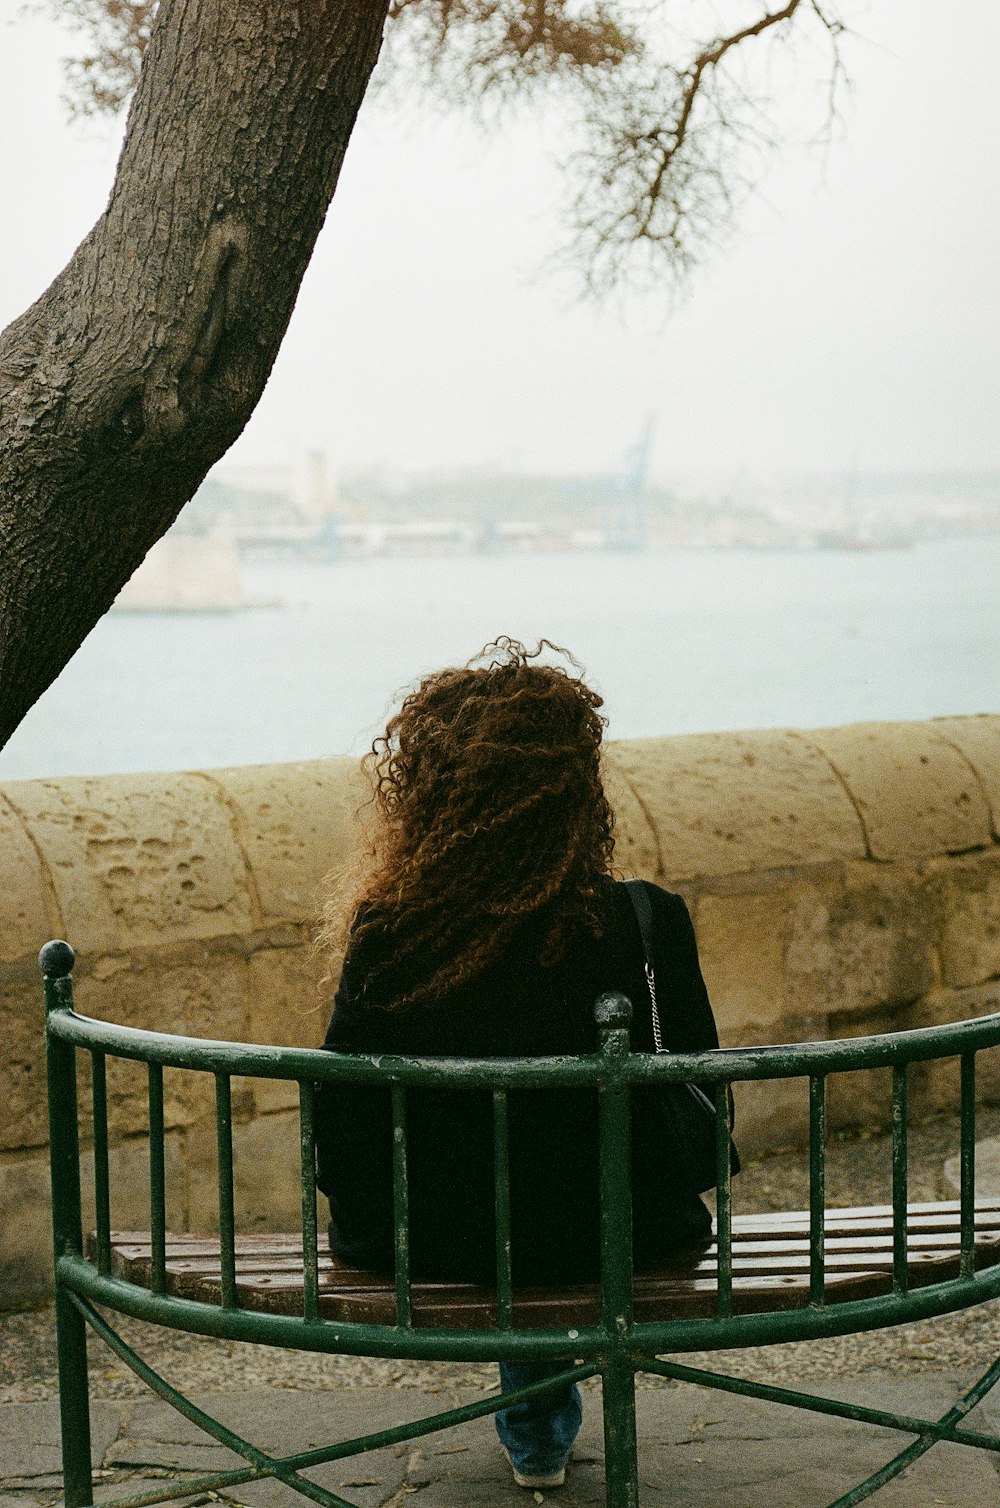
558, 0, 851, 294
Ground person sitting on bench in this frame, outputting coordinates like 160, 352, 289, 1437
314, 636, 727, 1491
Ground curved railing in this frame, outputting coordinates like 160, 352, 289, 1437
42, 940, 1000, 1508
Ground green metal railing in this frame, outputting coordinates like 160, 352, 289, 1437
41, 940, 1000, 1508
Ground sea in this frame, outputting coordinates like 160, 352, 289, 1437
1, 537, 997, 782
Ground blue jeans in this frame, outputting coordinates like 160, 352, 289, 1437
495, 1361, 583, 1476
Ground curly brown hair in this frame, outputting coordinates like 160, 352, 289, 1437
324, 637, 617, 1011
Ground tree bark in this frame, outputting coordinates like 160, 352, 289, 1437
0, 0, 389, 750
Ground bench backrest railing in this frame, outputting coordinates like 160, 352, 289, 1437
42, 941, 1000, 1353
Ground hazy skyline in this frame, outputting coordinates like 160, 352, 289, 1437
1, 1, 997, 488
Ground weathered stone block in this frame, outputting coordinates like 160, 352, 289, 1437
807, 722, 992, 862
181, 1117, 223, 1232
785, 866, 938, 1021
208, 758, 363, 927
730, 1076, 810, 1158
101, 1054, 155, 1141
250, 1074, 303, 1118
183, 1110, 304, 1231
5, 772, 256, 954
932, 714, 1000, 839
0, 1136, 188, 1307
0, 791, 54, 963
74, 951, 243, 1042
611, 729, 864, 881
696, 890, 790, 1037
79, 1132, 187, 1234
911, 1053, 964, 1123
720, 1013, 836, 1154
901, 980, 999, 1031
1, 998, 106, 1158
910, 983, 1000, 1112
233, 1111, 308, 1230
938, 853, 1000, 989
0, 956, 171, 1158
822, 1004, 908, 1136
600, 749, 661, 879
165, 1065, 220, 1136
827, 1064, 894, 1136
0, 1149, 53, 1306
75, 950, 253, 1137
247, 946, 327, 1050
0, 975, 49, 1153
980, 1045, 1000, 1108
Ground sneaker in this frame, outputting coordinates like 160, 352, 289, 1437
502, 1447, 567, 1489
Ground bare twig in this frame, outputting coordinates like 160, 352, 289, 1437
558, 0, 852, 293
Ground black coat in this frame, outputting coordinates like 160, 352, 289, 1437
314, 879, 721, 1284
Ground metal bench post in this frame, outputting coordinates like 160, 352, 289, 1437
41, 941, 94, 1508
493, 1089, 514, 1327
595, 992, 639, 1508
298, 1081, 320, 1321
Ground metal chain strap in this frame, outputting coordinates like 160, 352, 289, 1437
645, 961, 665, 1054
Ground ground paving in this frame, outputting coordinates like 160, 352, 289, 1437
4, 1376, 1000, 1507
5, 1114, 1000, 1506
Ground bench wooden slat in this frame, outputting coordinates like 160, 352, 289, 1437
103, 1201, 1000, 1256
101, 1238, 994, 1284
91, 1201, 1000, 1327
102, 1230, 1000, 1269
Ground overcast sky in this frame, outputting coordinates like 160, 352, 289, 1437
1, 0, 997, 487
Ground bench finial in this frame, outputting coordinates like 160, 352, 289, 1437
594, 991, 632, 1029
39, 940, 75, 979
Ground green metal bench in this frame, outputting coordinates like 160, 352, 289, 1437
42, 940, 1000, 1508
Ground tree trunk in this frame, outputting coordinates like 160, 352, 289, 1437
0, 0, 389, 750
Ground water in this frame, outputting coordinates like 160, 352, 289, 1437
1, 538, 997, 780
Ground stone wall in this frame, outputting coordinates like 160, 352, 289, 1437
2, 716, 999, 1308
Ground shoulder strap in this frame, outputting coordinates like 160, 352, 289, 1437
623, 877, 654, 969
624, 879, 665, 1052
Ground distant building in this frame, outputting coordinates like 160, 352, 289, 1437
114, 534, 248, 613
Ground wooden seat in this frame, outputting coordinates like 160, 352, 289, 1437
96, 1199, 1000, 1328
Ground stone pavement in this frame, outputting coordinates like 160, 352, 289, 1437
3, 1371, 1000, 1508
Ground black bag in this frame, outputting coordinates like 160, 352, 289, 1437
624, 879, 740, 1195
